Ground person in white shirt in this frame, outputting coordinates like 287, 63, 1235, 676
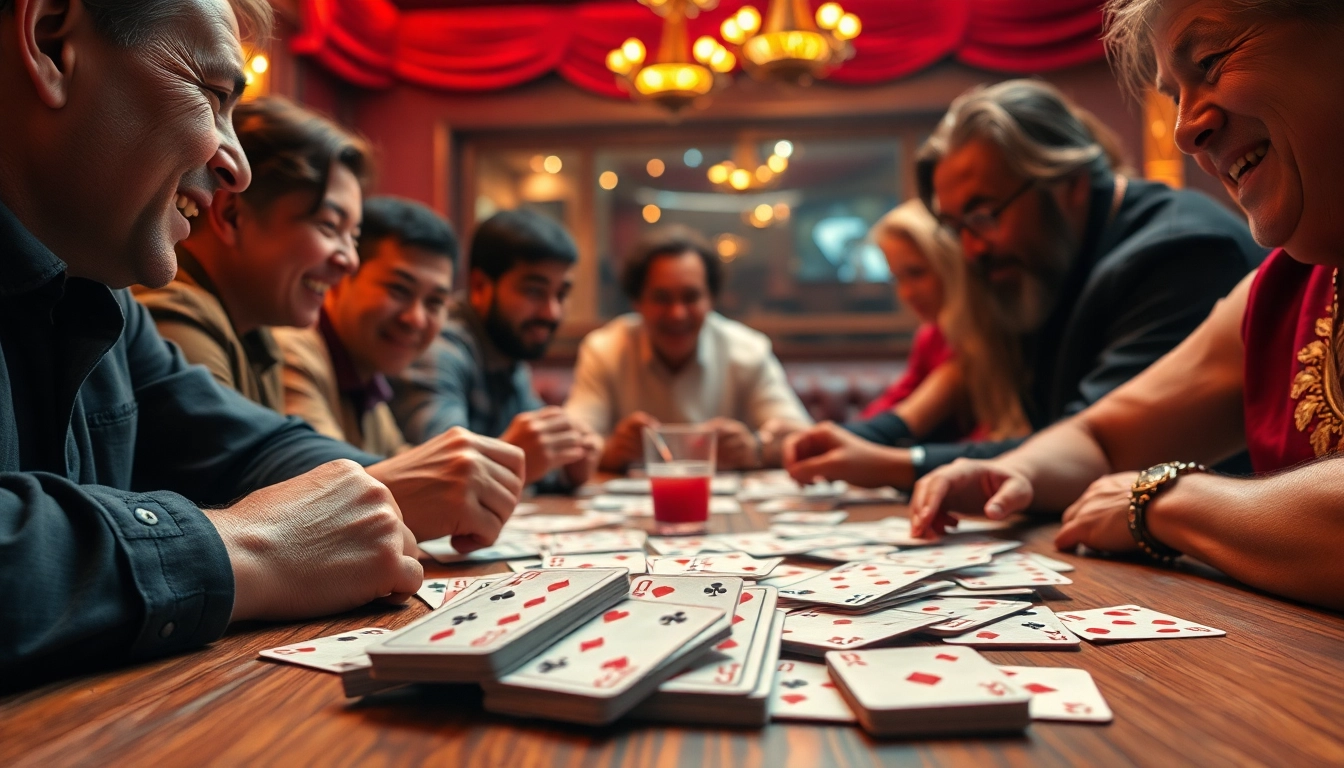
565, 225, 812, 471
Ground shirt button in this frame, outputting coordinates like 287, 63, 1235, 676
134, 508, 159, 526
160, 622, 175, 638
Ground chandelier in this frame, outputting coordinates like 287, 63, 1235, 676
719, 0, 860, 84
607, 0, 736, 112
707, 137, 792, 192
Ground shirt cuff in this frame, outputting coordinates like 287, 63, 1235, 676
94, 489, 235, 659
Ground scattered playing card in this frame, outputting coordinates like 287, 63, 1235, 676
781, 606, 943, 654
542, 529, 648, 555
770, 511, 849, 525
824, 646, 1030, 737
648, 551, 783, 578
506, 559, 543, 572
770, 660, 856, 723
998, 666, 1113, 723
415, 575, 508, 609
259, 628, 393, 674
712, 531, 866, 556
419, 532, 542, 563
1057, 604, 1225, 643
944, 606, 1080, 649
952, 560, 1072, 589
628, 574, 745, 609
803, 544, 898, 563
504, 511, 625, 534
542, 551, 648, 573
647, 536, 735, 556
756, 565, 826, 589
995, 551, 1077, 573
777, 562, 940, 609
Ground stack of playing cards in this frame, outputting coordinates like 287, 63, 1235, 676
943, 605, 1080, 650
775, 562, 946, 612
480, 598, 731, 725
366, 568, 628, 682
825, 647, 1031, 737
630, 581, 783, 726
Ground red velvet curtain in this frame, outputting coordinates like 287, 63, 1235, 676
292, 0, 1105, 96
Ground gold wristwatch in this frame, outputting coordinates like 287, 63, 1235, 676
1128, 461, 1205, 564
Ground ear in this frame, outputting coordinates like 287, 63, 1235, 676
13, 0, 85, 109
468, 268, 493, 313
207, 190, 241, 246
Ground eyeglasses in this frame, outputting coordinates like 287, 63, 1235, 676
939, 179, 1035, 240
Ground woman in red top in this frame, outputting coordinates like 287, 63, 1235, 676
898, 0, 1344, 610
857, 201, 1028, 443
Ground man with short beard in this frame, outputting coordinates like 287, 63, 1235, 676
390, 209, 601, 488
785, 79, 1265, 490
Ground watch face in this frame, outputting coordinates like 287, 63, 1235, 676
1135, 463, 1177, 491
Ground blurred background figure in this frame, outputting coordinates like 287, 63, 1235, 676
565, 225, 812, 472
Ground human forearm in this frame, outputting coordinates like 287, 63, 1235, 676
1148, 466, 1344, 610
992, 417, 1115, 512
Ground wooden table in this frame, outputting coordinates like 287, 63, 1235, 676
4, 490, 1344, 768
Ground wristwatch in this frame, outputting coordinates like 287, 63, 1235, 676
1128, 461, 1205, 564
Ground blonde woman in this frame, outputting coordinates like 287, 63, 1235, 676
852, 200, 1029, 445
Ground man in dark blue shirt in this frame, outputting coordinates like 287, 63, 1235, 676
0, 0, 522, 688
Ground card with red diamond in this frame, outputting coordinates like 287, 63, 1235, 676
1056, 604, 1226, 643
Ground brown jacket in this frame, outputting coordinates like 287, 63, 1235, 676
273, 325, 407, 458
132, 252, 284, 411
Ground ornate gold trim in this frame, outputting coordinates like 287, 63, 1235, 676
1290, 269, 1344, 456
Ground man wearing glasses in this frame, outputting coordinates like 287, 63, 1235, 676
785, 79, 1264, 489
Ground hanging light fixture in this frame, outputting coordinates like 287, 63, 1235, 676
719, 0, 860, 85
607, 0, 735, 113
706, 136, 792, 193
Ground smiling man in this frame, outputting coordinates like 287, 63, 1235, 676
390, 209, 601, 488
785, 79, 1264, 490
566, 225, 812, 471
0, 0, 521, 688
275, 196, 457, 457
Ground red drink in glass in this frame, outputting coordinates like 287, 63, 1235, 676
648, 460, 713, 534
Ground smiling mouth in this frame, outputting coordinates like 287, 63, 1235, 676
1228, 144, 1268, 184
301, 278, 331, 296
175, 194, 200, 219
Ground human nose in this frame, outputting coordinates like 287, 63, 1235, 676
400, 300, 428, 330
959, 228, 990, 263
210, 122, 251, 193
332, 243, 359, 276
1173, 87, 1224, 156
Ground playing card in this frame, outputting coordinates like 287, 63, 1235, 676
504, 511, 624, 534
953, 560, 1072, 589
1056, 604, 1226, 642
686, 551, 784, 578
756, 498, 837, 514
662, 587, 777, 694
833, 517, 937, 546
881, 547, 995, 571
712, 531, 866, 556
756, 564, 826, 589
541, 550, 647, 573
416, 574, 510, 609
259, 628, 393, 674
803, 544, 898, 562
781, 606, 944, 654
770, 660, 856, 723
943, 605, 1079, 649
369, 568, 626, 680
629, 574, 745, 609
488, 599, 727, 697
419, 532, 544, 563
647, 535, 735, 556
777, 562, 940, 608
770, 511, 849, 525
825, 646, 1030, 736
541, 528, 647, 555
998, 666, 1113, 723
910, 599, 1032, 636
936, 586, 1036, 599
506, 559, 543, 572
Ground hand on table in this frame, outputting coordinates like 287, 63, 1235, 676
501, 406, 590, 484
704, 417, 761, 470
209, 459, 423, 623
1054, 471, 1140, 552
600, 411, 659, 472
909, 458, 1034, 538
756, 417, 809, 468
782, 422, 913, 489
367, 426, 525, 551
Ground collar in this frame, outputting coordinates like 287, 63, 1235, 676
454, 296, 518, 375
636, 312, 712, 374
318, 308, 392, 416
174, 246, 281, 371
0, 196, 68, 298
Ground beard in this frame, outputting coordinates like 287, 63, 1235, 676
974, 191, 1076, 335
483, 299, 557, 361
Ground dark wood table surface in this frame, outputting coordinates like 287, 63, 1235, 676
4, 487, 1344, 768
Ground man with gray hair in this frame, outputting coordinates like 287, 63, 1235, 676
786, 79, 1265, 489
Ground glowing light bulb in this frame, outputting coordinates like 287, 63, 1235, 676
599, 171, 618, 190
646, 158, 665, 177
774, 140, 794, 158
721, 18, 743, 44
707, 164, 729, 184
249, 54, 269, 74
622, 38, 646, 65
736, 6, 761, 35
816, 2, 844, 30
767, 154, 788, 174
643, 204, 662, 223
729, 168, 752, 190
836, 13, 861, 41
693, 36, 718, 64
543, 155, 563, 174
